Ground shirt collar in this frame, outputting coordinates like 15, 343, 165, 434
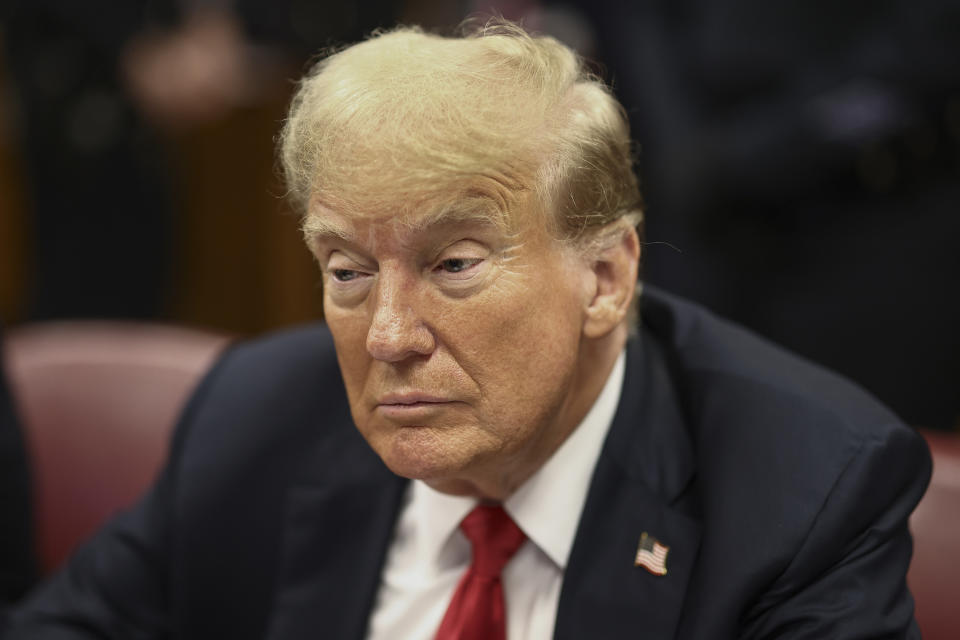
407, 350, 627, 571
505, 350, 625, 569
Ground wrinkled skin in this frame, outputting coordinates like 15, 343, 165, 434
308, 195, 637, 500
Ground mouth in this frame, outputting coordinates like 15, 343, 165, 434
375, 393, 457, 420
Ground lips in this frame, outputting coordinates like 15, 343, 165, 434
374, 392, 457, 420
377, 392, 450, 406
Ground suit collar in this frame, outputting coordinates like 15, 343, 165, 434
555, 328, 701, 639
607, 327, 697, 507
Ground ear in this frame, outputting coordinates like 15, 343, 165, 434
582, 224, 641, 339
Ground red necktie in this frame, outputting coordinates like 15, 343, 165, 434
434, 505, 526, 640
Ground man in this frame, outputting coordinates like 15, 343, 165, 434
5, 21, 930, 639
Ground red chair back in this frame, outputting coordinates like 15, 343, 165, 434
3, 322, 229, 573
908, 428, 960, 639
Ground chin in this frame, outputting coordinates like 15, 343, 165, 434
379, 427, 475, 485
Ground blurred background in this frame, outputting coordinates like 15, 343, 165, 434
1, 0, 958, 431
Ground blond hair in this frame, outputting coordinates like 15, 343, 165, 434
280, 19, 642, 247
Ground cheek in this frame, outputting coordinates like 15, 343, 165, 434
444, 268, 584, 412
326, 309, 372, 401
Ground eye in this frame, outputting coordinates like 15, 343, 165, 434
325, 250, 373, 285
437, 258, 482, 274
332, 268, 363, 282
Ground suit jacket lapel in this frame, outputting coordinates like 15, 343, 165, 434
556, 329, 702, 639
265, 424, 408, 640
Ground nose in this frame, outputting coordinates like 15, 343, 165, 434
365, 273, 436, 362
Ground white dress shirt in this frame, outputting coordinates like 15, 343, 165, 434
366, 351, 626, 640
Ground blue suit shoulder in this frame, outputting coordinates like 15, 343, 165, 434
171, 322, 357, 485
642, 286, 911, 438
209, 322, 339, 387
640, 287, 931, 638
640, 286, 929, 513
184, 322, 343, 424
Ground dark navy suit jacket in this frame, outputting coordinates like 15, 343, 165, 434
4, 288, 931, 639
0, 330, 36, 616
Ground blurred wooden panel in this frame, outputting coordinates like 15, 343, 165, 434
165, 96, 323, 335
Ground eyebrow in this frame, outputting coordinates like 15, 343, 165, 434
301, 216, 354, 244
404, 204, 510, 235
302, 201, 511, 244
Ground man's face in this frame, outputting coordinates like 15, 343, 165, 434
309, 196, 595, 499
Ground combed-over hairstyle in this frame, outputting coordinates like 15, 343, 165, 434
280, 19, 643, 246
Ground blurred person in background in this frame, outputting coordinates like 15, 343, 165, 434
542, 0, 960, 430
2, 1, 179, 320
0, 0, 394, 322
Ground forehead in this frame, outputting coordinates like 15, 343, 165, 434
305, 207, 498, 249
302, 184, 540, 247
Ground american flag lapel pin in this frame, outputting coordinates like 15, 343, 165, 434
634, 532, 669, 576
